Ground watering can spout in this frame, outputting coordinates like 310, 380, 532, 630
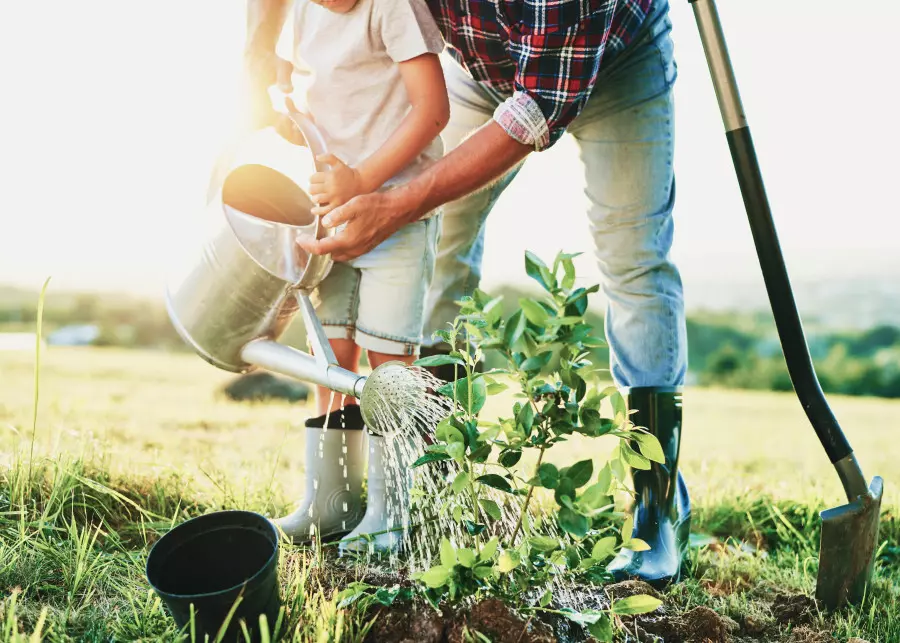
240, 339, 366, 400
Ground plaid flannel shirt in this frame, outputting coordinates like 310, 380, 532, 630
426, 0, 653, 150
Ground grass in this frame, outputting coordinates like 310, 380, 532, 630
1, 346, 899, 641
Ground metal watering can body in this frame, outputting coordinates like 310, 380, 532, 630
166, 109, 335, 373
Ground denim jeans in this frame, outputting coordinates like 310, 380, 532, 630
422, 0, 687, 388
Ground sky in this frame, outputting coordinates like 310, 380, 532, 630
1, 1, 898, 303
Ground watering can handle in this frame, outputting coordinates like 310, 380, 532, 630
282, 97, 332, 174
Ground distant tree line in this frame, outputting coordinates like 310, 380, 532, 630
2, 286, 898, 399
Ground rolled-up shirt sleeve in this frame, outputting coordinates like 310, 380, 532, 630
493, 2, 649, 151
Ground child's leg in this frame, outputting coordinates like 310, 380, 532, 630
367, 351, 415, 371
314, 338, 361, 415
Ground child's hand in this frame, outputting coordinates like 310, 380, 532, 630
309, 154, 367, 216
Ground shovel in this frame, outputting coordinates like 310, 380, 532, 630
688, 0, 884, 610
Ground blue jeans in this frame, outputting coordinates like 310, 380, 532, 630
422, 0, 687, 388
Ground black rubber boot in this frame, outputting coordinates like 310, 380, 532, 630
607, 387, 691, 588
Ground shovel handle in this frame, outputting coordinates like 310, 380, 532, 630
688, 0, 868, 499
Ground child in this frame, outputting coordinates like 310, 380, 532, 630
270, 0, 449, 553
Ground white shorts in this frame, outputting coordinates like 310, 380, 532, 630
310, 215, 441, 356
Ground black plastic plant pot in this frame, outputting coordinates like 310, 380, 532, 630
146, 510, 282, 642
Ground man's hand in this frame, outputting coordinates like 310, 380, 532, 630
298, 120, 530, 262
297, 184, 423, 262
241, 53, 304, 144
309, 154, 366, 217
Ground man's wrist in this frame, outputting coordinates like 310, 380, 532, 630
393, 177, 430, 224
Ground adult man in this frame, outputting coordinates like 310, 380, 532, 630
246, 0, 690, 587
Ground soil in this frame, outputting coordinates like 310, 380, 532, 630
785, 626, 834, 643
363, 598, 555, 643
771, 593, 821, 627
312, 559, 848, 643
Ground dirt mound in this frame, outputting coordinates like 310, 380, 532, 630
221, 371, 310, 402
606, 580, 663, 602
363, 598, 554, 643
637, 605, 738, 643
363, 603, 446, 643
771, 593, 820, 626
786, 626, 834, 643
447, 599, 555, 643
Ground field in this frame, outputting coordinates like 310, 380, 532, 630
1, 346, 898, 642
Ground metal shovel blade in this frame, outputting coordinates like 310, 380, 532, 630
816, 475, 884, 610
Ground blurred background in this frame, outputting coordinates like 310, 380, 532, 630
1, 0, 899, 397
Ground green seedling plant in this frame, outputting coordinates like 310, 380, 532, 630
410, 250, 665, 639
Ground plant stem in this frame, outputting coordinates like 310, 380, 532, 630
512, 443, 546, 543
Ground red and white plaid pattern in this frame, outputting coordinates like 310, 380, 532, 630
427, 0, 653, 149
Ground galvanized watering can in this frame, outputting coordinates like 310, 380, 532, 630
165, 105, 369, 401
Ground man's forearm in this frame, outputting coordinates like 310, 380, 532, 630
245, 0, 290, 57
407, 121, 531, 219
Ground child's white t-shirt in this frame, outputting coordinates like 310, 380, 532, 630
291, 0, 446, 191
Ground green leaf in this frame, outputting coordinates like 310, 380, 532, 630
596, 463, 613, 494
621, 515, 635, 543
421, 566, 450, 589
440, 538, 456, 567
581, 409, 614, 437
447, 441, 466, 463
587, 613, 613, 642
610, 452, 626, 483
539, 589, 553, 608
561, 256, 577, 290
609, 390, 627, 419
525, 250, 554, 292
578, 482, 611, 512
457, 548, 476, 568
528, 536, 560, 552
520, 351, 553, 372
516, 402, 535, 431
479, 498, 502, 521
464, 520, 486, 536
591, 536, 617, 561
558, 507, 590, 538
634, 432, 665, 464
486, 381, 509, 395
452, 505, 463, 522
554, 477, 576, 506
497, 550, 520, 572
563, 459, 593, 488
476, 474, 512, 493
414, 354, 465, 368
559, 609, 603, 627
451, 471, 469, 493
480, 537, 499, 562
438, 376, 487, 414
628, 538, 651, 552
504, 310, 526, 349
474, 565, 496, 579
520, 299, 550, 326
538, 463, 559, 489
498, 450, 522, 468
620, 442, 651, 470
411, 452, 451, 468
477, 425, 502, 443
436, 418, 465, 444
611, 594, 663, 615
469, 443, 492, 463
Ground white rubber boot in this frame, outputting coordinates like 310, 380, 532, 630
272, 406, 366, 543
338, 433, 414, 555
